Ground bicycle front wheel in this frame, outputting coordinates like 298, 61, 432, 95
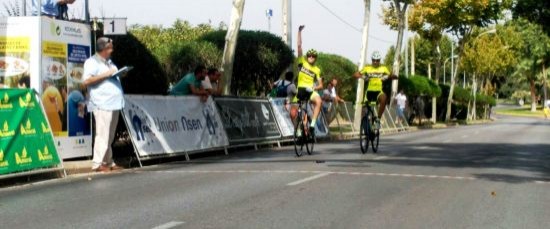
306, 116, 314, 155
371, 121, 380, 153
360, 116, 370, 154
294, 112, 306, 157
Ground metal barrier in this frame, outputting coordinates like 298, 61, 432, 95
324, 102, 410, 136
118, 95, 411, 164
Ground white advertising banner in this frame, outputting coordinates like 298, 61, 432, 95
122, 95, 229, 157
0, 17, 92, 159
269, 98, 294, 137
40, 17, 93, 159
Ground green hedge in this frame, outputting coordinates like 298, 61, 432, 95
201, 30, 293, 96
110, 34, 169, 94
163, 41, 222, 83
398, 75, 441, 97
315, 53, 357, 101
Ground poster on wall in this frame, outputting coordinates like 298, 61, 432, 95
41, 17, 92, 159
0, 17, 39, 90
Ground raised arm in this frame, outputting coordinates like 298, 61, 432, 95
297, 25, 305, 57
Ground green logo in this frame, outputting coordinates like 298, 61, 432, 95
50, 22, 61, 36
0, 121, 15, 138
15, 147, 32, 165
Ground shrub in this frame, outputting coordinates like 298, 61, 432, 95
397, 75, 441, 97
109, 33, 168, 95
163, 41, 222, 83
315, 53, 357, 101
201, 30, 293, 96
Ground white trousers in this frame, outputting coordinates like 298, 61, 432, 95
92, 110, 120, 169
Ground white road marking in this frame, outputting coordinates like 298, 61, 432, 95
287, 172, 331, 186
461, 135, 468, 138
373, 156, 388, 160
152, 221, 185, 229
143, 170, 548, 185
443, 139, 452, 143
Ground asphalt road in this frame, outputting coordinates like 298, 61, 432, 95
1, 116, 549, 229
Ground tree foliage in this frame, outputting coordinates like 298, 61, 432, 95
315, 53, 358, 101
513, 0, 550, 35
201, 30, 293, 96
110, 34, 169, 95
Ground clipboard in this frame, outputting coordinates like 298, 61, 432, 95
111, 66, 134, 78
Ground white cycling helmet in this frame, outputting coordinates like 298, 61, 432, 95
371, 51, 382, 60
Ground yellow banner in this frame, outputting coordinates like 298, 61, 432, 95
42, 41, 67, 58
0, 37, 30, 53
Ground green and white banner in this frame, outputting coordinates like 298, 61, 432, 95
0, 89, 61, 175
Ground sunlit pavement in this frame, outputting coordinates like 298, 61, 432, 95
1, 116, 549, 229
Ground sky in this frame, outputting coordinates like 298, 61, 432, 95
5, 0, 412, 62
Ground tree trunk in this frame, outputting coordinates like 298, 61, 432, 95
391, 2, 408, 102
530, 79, 537, 112
353, 0, 372, 130
445, 45, 464, 121
472, 73, 477, 120
543, 63, 548, 105
433, 42, 443, 123
221, 0, 246, 95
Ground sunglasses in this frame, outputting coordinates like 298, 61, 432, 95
307, 55, 317, 58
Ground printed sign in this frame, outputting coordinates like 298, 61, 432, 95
215, 97, 282, 142
269, 98, 294, 137
0, 89, 61, 175
122, 95, 229, 157
41, 17, 92, 159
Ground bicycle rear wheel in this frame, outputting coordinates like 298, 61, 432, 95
359, 116, 370, 154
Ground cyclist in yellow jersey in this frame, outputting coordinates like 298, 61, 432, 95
353, 51, 397, 126
290, 25, 324, 130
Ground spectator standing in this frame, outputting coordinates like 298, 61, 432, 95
322, 78, 344, 122
32, 0, 76, 19
83, 37, 124, 172
170, 65, 209, 100
322, 78, 345, 104
272, 72, 295, 98
415, 96, 425, 125
395, 89, 407, 125
544, 100, 550, 119
202, 68, 223, 96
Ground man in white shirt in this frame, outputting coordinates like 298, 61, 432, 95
202, 68, 222, 96
395, 89, 407, 124
322, 79, 344, 117
83, 37, 124, 172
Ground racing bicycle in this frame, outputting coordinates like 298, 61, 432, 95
294, 99, 315, 157
360, 100, 380, 153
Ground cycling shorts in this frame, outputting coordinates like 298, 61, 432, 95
364, 91, 384, 105
292, 87, 320, 103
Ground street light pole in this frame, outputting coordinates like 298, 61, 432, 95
266, 9, 273, 32
451, 41, 454, 86
282, 0, 292, 47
